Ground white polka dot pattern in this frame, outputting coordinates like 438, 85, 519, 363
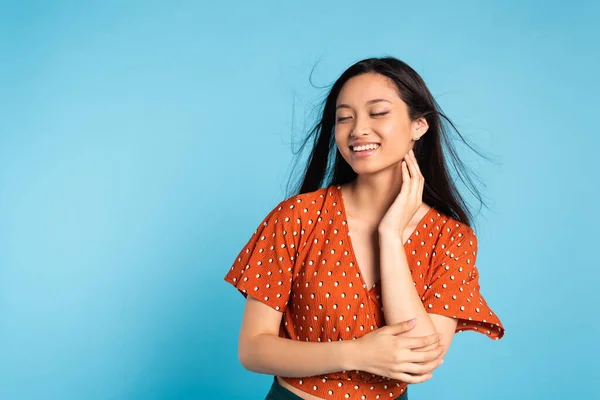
224, 185, 504, 399
422, 224, 503, 338
225, 196, 299, 312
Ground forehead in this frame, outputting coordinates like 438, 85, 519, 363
336, 73, 400, 105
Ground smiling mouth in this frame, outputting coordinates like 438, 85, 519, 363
351, 143, 380, 152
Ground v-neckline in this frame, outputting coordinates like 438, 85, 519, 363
334, 184, 436, 294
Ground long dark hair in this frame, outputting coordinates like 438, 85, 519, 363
287, 56, 496, 229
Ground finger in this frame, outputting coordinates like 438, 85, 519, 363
401, 333, 443, 349
403, 157, 419, 200
404, 152, 417, 181
416, 167, 425, 197
398, 358, 444, 375
410, 344, 445, 363
409, 149, 423, 178
384, 318, 417, 335
410, 151, 424, 188
401, 160, 411, 186
411, 341, 442, 355
405, 153, 421, 197
408, 150, 425, 196
390, 371, 433, 385
411, 338, 444, 352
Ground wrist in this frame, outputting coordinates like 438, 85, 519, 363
339, 339, 361, 371
377, 229, 403, 242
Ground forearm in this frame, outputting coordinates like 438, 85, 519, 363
239, 333, 357, 377
378, 233, 437, 337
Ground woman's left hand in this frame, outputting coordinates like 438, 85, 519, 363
378, 149, 424, 238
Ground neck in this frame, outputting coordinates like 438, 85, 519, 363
344, 163, 404, 224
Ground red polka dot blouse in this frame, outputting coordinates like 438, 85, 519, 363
225, 185, 504, 399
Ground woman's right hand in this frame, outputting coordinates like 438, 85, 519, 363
351, 319, 445, 384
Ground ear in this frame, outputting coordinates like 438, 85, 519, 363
412, 117, 429, 140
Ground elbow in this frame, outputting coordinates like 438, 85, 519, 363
437, 335, 455, 360
238, 341, 255, 372
238, 335, 262, 373
439, 343, 451, 360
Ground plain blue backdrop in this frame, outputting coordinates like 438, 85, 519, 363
1, 1, 599, 399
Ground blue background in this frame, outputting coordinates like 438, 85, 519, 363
1, 1, 598, 399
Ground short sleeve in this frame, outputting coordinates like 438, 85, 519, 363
224, 197, 300, 312
422, 226, 505, 340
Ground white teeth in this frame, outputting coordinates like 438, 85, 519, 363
352, 144, 380, 152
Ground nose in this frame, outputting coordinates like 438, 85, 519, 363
350, 114, 370, 137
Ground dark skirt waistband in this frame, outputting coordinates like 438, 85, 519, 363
265, 376, 408, 400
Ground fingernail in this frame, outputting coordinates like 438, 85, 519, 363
438, 334, 443, 340
408, 318, 416, 327
440, 359, 444, 365
410, 149, 414, 155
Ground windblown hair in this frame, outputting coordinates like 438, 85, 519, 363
288, 56, 494, 228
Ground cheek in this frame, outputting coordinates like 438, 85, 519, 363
379, 122, 411, 146
378, 120, 401, 138
334, 128, 347, 151
378, 124, 412, 162
334, 129, 355, 164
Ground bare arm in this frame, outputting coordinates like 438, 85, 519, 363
377, 150, 458, 358
238, 296, 444, 383
238, 296, 357, 377
378, 233, 457, 357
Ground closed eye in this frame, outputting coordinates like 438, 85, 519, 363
337, 112, 388, 122
337, 111, 389, 122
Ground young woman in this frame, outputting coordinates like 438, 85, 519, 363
224, 57, 505, 400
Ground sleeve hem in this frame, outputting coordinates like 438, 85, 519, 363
427, 309, 505, 340
224, 276, 287, 312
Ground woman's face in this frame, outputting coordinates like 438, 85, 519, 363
334, 72, 427, 176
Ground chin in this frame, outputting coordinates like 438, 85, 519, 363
347, 162, 387, 176
348, 158, 402, 177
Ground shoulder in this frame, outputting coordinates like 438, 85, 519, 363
429, 208, 478, 261
262, 186, 332, 223
270, 186, 332, 214
430, 208, 476, 240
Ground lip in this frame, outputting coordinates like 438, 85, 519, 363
350, 142, 380, 158
349, 141, 380, 149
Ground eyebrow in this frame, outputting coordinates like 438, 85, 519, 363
336, 98, 391, 110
